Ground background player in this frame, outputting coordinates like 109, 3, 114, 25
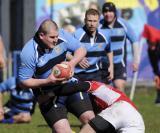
142, 24, 160, 105
67, 9, 113, 83
100, 2, 140, 92
0, 77, 35, 123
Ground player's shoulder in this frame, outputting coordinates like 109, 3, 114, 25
21, 38, 35, 53
58, 29, 72, 42
117, 18, 130, 29
74, 27, 85, 36
117, 17, 127, 24
98, 28, 111, 35
59, 29, 69, 38
21, 38, 37, 60
75, 27, 84, 32
98, 28, 111, 41
59, 29, 81, 47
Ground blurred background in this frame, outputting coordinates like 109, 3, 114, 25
0, 0, 160, 85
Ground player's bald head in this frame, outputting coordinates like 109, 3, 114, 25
38, 19, 58, 35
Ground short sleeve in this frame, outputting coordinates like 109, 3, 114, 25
18, 41, 37, 81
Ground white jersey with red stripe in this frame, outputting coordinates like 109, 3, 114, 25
88, 81, 136, 109
88, 81, 145, 133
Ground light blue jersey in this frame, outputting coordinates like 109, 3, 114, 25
0, 77, 34, 114
19, 29, 83, 81
73, 26, 111, 73
100, 18, 138, 65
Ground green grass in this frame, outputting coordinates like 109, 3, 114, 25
0, 87, 160, 133
132, 87, 160, 133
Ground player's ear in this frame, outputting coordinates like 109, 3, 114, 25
39, 32, 45, 39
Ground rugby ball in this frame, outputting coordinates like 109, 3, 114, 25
52, 63, 71, 79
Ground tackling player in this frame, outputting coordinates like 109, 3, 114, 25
52, 80, 145, 133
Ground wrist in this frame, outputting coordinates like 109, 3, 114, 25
68, 60, 77, 68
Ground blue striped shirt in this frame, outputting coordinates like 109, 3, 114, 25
19, 29, 83, 81
73, 26, 111, 73
0, 77, 34, 113
100, 18, 138, 65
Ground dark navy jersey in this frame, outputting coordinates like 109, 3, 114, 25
100, 18, 138, 65
19, 29, 83, 81
0, 77, 34, 114
73, 26, 111, 73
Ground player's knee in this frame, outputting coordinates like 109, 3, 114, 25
119, 83, 126, 89
114, 80, 126, 91
89, 115, 116, 133
79, 111, 95, 124
53, 119, 71, 133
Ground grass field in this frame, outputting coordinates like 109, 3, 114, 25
0, 86, 160, 133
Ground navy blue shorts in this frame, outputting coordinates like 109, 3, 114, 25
113, 62, 127, 80
39, 95, 93, 127
56, 91, 93, 117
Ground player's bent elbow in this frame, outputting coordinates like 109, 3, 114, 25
19, 79, 32, 89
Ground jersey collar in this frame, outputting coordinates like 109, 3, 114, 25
83, 25, 98, 38
34, 32, 51, 53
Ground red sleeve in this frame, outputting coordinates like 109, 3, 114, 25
142, 24, 160, 43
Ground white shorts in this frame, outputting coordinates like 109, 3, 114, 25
98, 101, 145, 133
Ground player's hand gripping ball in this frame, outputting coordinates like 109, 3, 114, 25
52, 63, 72, 79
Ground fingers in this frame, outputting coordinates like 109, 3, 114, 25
79, 58, 90, 69
69, 70, 74, 78
107, 75, 113, 81
61, 80, 68, 84
56, 70, 74, 84
60, 61, 69, 65
56, 77, 66, 81
132, 63, 139, 72
61, 61, 74, 77
107, 67, 113, 81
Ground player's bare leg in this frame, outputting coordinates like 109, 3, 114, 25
154, 76, 160, 105
53, 119, 72, 133
80, 123, 96, 133
79, 110, 95, 124
37, 96, 72, 133
113, 79, 126, 92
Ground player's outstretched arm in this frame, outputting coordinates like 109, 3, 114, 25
54, 81, 90, 96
